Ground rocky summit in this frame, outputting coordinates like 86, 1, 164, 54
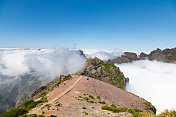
112, 52, 138, 64
76, 57, 127, 89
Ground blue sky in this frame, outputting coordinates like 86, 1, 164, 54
0, 0, 176, 51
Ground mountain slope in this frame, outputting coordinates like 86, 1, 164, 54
27, 75, 155, 117
0, 58, 156, 117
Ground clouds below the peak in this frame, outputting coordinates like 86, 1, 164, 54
117, 60, 176, 113
83, 49, 122, 61
0, 47, 86, 82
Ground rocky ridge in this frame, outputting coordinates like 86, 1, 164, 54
76, 57, 128, 89
112, 47, 176, 64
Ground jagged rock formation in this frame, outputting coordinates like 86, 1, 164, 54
148, 48, 176, 63
78, 50, 87, 58
76, 57, 127, 89
112, 47, 176, 64
112, 52, 138, 64
139, 52, 148, 60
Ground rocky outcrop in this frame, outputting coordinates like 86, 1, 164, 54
148, 48, 176, 63
112, 47, 176, 64
76, 57, 127, 89
78, 50, 87, 58
148, 48, 166, 62
139, 52, 148, 60
112, 52, 138, 64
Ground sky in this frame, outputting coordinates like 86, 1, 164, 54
0, 0, 176, 51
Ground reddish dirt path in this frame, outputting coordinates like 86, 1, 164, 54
28, 75, 82, 115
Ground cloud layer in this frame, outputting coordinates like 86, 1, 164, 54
0, 47, 86, 84
83, 49, 122, 61
117, 60, 176, 113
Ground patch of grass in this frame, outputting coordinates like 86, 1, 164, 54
37, 91, 47, 98
101, 105, 143, 116
1, 98, 47, 117
22, 114, 45, 117
84, 112, 88, 115
87, 100, 95, 103
0, 108, 28, 117
128, 108, 142, 117
97, 96, 100, 99
98, 101, 106, 104
156, 109, 176, 117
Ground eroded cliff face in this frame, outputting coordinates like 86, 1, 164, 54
76, 57, 127, 89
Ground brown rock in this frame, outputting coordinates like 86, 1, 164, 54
139, 52, 148, 60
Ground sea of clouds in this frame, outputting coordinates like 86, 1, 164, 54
0, 47, 86, 85
82, 49, 123, 61
117, 60, 176, 114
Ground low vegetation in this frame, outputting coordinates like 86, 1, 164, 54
101, 104, 156, 117
0, 98, 47, 117
98, 101, 106, 104
84, 112, 88, 115
0, 108, 27, 117
22, 114, 44, 117
76, 94, 107, 105
82, 106, 87, 109
156, 109, 176, 117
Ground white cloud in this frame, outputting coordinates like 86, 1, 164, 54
82, 49, 122, 61
0, 47, 86, 83
117, 60, 176, 113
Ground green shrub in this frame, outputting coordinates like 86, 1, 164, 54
87, 100, 95, 103
89, 95, 94, 99
157, 109, 176, 117
97, 96, 100, 99
101, 105, 142, 116
110, 104, 116, 108
101, 105, 111, 110
22, 100, 44, 110
84, 112, 88, 115
128, 108, 142, 117
118, 107, 128, 112
82, 107, 87, 109
98, 101, 106, 104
